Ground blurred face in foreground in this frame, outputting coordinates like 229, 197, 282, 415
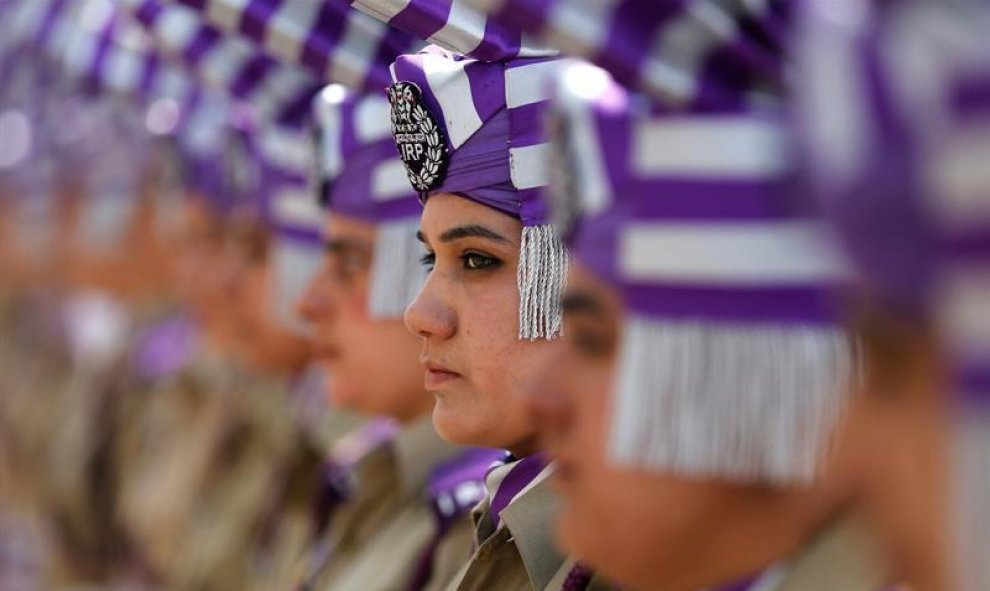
528, 262, 855, 591
298, 213, 430, 422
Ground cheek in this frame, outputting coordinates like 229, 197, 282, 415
334, 318, 423, 411
456, 275, 523, 386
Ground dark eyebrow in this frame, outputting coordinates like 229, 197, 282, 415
561, 290, 605, 318
438, 224, 509, 244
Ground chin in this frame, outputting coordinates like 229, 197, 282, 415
432, 402, 491, 447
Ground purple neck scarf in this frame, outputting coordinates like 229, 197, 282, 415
488, 453, 548, 530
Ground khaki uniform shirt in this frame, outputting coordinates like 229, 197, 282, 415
687, 517, 890, 591
771, 518, 889, 591
302, 418, 489, 591
445, 461, 612, 591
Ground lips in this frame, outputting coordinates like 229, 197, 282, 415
423, 359, 462, 390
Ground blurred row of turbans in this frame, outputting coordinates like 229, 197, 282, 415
0, 1, 376, 588
1, 0, 989, 590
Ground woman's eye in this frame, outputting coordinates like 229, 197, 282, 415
461, 252, 500, 270
420, 252, 436, 272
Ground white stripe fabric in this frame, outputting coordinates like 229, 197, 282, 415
163, 0, 422, 92
545, 0, 615, 56
928, 123, 990, 230
505, 59, 561, 108
258, 126, 313, 177
204, 0, 245, 32
327, 8, 386, 88
272, 186, 322, 229
620, 222, 849, 285
314, 90, 344, 179
353, 96, 393, 143
509, 144, 551, 190
371, 159, 416, 200
939, 268, 990, 366
422, 53, 484, 148
426, 0, 487, 55
632, 117, 789, 178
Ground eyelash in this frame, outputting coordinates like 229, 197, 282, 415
420, 252, 435, 272
418, 251, 502, 273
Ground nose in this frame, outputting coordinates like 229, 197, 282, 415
403, 272, 455, 341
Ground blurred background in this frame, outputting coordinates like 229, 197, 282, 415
0, 1, 365, 588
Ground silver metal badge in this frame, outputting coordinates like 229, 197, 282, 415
387, 81, 448, 194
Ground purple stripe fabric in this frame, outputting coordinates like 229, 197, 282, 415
958, 367, 990, 407
476, 0, 789, 110
508, 101, 546, 148
388, 0, 451, 43
622, 284, 844, 326
241, 0, 280, 41
489, 453, 548, 530
126, 0, 322, 127
171, 0, 423, 93
353, 0, 550, 61
300, 0, 346, 76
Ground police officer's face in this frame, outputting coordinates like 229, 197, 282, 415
530, 263, 843, 591
405, 193, 554, 455
298, 213, 429, 422
219, 215, 311, 375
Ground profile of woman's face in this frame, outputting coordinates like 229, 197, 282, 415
219, 214, 312, 375
404, 193, 557, 454
530, 263, 844, 591
298, 214, 429, 422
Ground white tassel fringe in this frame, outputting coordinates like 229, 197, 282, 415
609, 317, 856, 485
518, 224, 568, 341
369, 219, 426, 319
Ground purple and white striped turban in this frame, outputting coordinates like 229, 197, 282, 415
797, 1, 990, 588
165, 0, 424, 92
388, 46, 568, 340
57, 1, 198, 107
121, 0, 322, 127
464, 0, 790, 111
348, 0, 556, 60
314, 84, 424, 318
547, 61, 854, 486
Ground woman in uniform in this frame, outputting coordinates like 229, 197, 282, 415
383, 34, 611, 588
292, 83, 502, 591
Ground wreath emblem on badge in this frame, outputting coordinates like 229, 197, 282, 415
387, 81, 448, 194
